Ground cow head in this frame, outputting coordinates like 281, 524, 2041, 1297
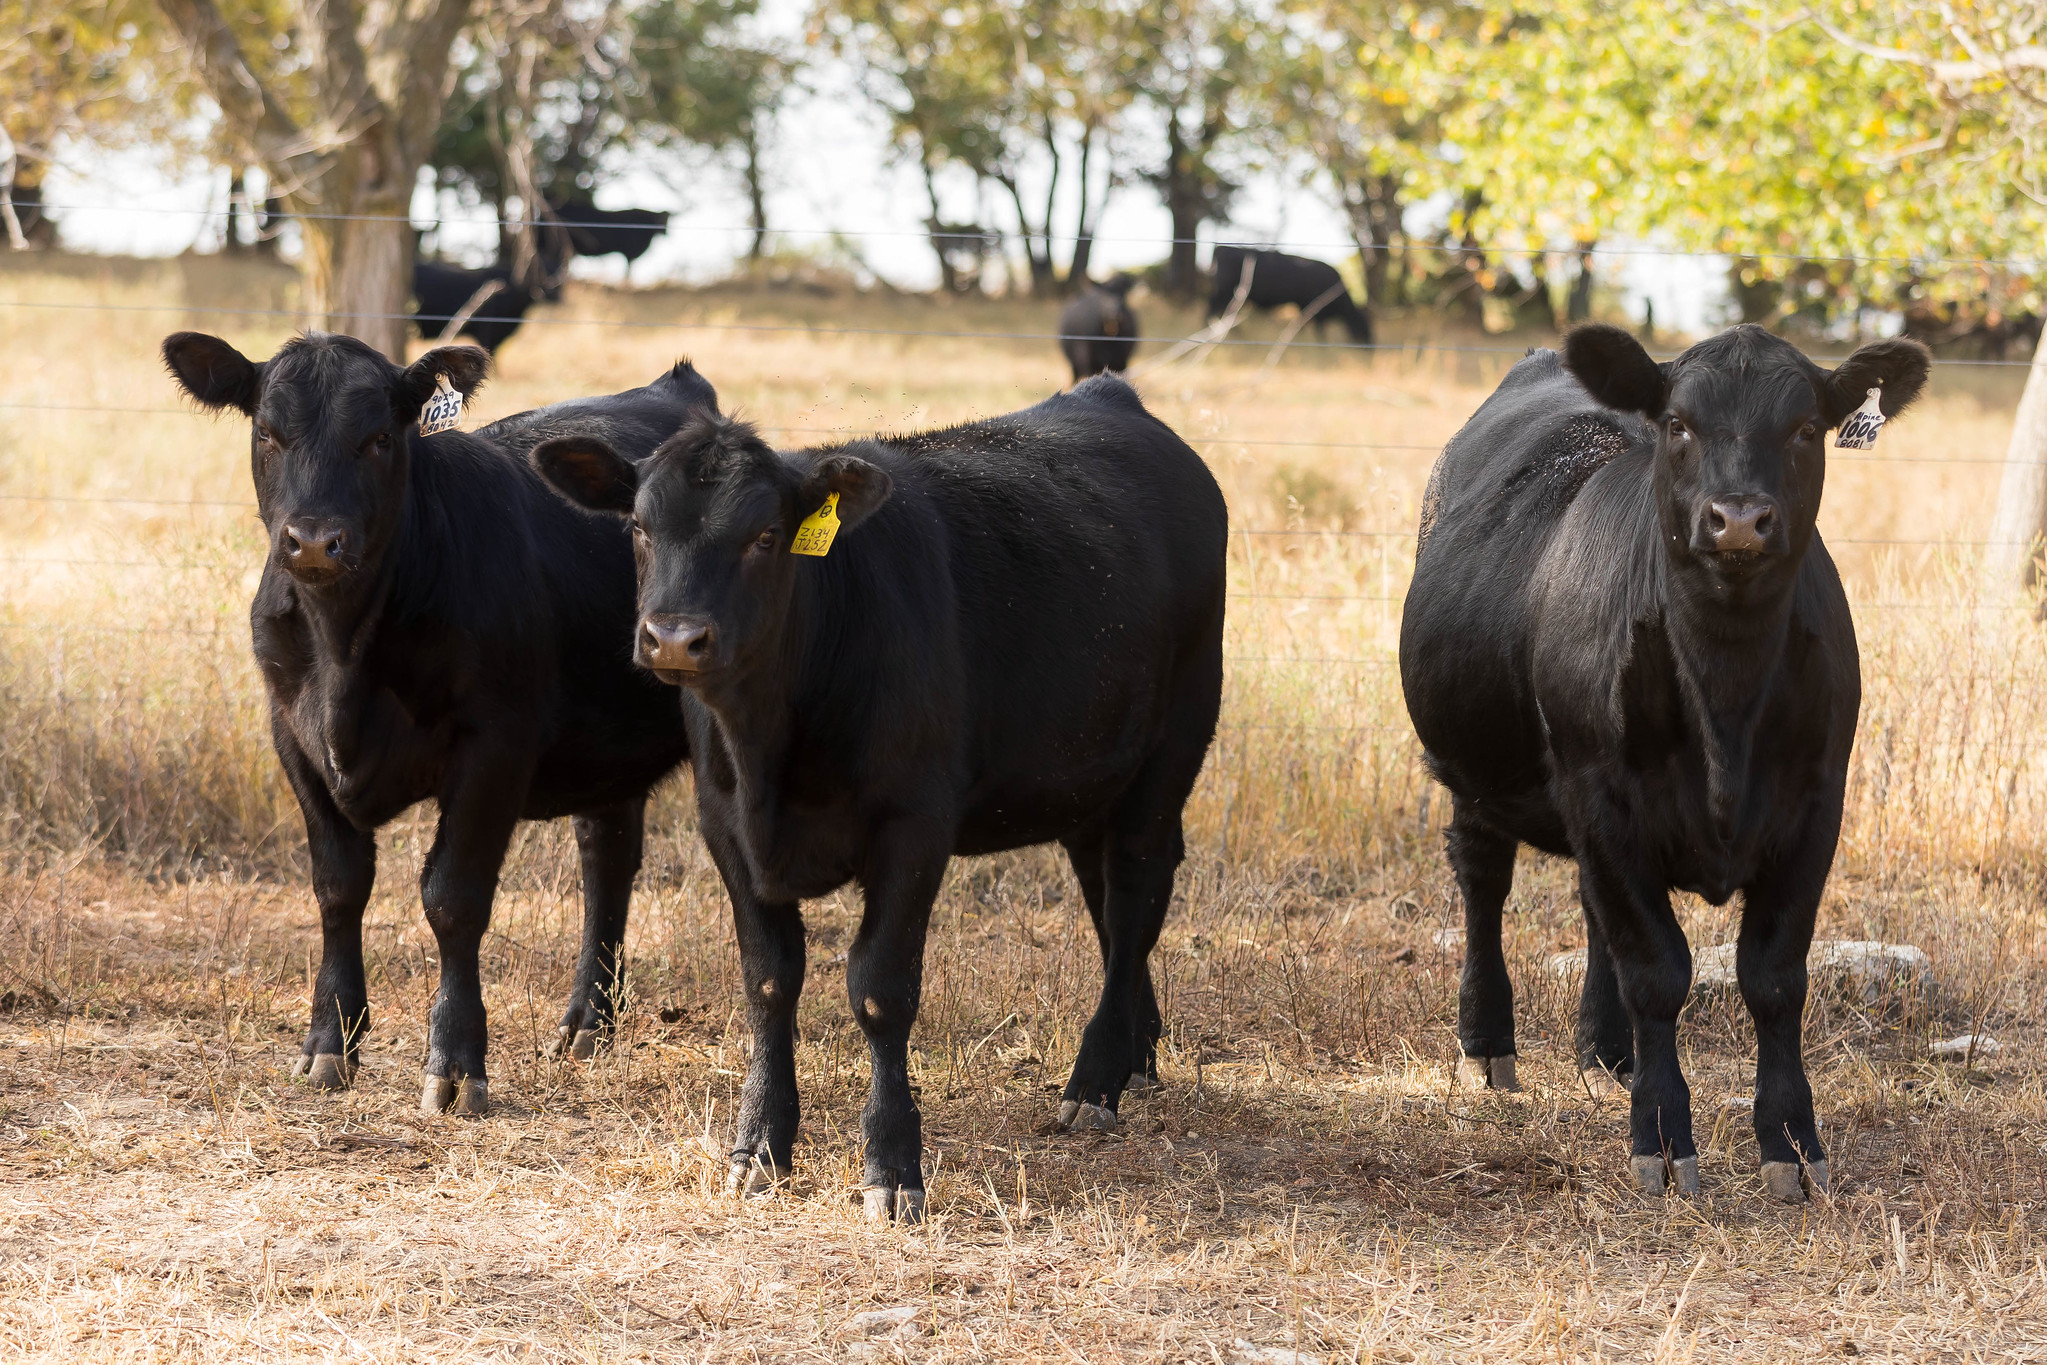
162, 332, 489, 589
531, 413, 892, 688
1563, 323, 1929, 592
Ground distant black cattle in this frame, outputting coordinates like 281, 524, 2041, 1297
1208, 246, 1373, 344
1057, 275, 1140, 382
533, 374, 1226, 1221
552, 200, 670, 264
161, 332, 711, 1114
1400, 323, 1928, 1202
412, 262, 547, 354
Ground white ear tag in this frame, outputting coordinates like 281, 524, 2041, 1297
419, 374, 464, 436
1833, 386, 1885, 451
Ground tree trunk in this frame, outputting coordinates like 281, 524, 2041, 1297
294, 137, 415, 361
1066, 122, 1097, 290
744, 124, 768, 260
1162, 117, 1203, 300
1984, 321, 2047, 597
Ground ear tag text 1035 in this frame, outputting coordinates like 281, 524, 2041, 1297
1834, 386, 1886, 451
790, 491, 841, 557
419, 374, 464, 436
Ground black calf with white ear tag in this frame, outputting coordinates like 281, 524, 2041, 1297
532, 435, 640, 515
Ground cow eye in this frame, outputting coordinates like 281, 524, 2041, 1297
1668, 417, 1687, 439
752, 527, 777, 551
370, 431, 392, 454
1798, 421, 1818, 441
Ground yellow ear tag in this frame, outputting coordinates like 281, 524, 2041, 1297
790, 491, 840, 556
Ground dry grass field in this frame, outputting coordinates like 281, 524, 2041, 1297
2, 251, 2046, 1361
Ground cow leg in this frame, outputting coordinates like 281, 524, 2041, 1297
1577, 837, 1697, 1196
550, 798, 646, 1061
847, 818, 950, 1224
1737, 811, 1837, 1203
1447, 800, 1520, 1090
1062, 826, 1162, 1090
417, 750, 529, 1116
277, 728, 375, 1090
700, 819, 805, 1195
1576, 885, 1635, 1095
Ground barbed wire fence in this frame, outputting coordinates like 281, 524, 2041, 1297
0, 221, 2038, 749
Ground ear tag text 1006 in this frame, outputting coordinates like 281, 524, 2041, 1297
419, 374, 464, 436
790, 491, 840, 557
1834, 386, 1885, 451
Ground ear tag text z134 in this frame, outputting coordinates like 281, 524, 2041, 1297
1834, 387, 1886, 451
419, 374, 465, 436
790, 491, 841, 557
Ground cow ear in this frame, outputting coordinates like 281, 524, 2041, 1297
1825, 337, 1931, 425
1563, 324, 1670, 418
798, 453, 892, 533
398, 345, 491, 421
163, 332, 262, 415
532, 436, 639, 515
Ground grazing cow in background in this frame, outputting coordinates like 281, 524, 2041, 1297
1208, 246, 1373, 344
412, 261, 549, 354
1058, 274, 1140, 381
161, 332, 711, 1114
552, 200, 671, 264
1400, 323, 1928, 1201
532, 374, 1226, 1221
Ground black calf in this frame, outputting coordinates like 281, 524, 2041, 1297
162, 331, 708, 1113
1209, 246, 1373, 344
534, 374, 1226, 1219
1400, 323, 1928, 1201
1058, 275, 1139, 381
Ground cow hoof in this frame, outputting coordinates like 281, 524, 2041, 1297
1055, 1101, 1118, 1132
421, 1075, 489, 1117
569, 1029, 601, 1061
1630, 1154, 1699, 1197
859, 1186, 924, 1225
1579, 1067, 1632, 1099
291, 1052, 355, 1090
1761, 1159, 1828, 1203
1458, 1054, 1519, 1091
726, 1159, 790, 1197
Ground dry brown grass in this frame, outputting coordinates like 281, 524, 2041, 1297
3, 254, 2046, 1361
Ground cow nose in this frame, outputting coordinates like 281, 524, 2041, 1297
640, 615, 717, 673
1702, 498, 1779, 554
281, 521, 351, 576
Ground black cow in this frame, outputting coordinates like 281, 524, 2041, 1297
553, 200, 671, 264
1400, 323, 1928, 1201
412, 262, 545, 354
532, 375, 1226, 1220
1208, 246, 1373, 344
160, 331, 709, 1115
1058, 275, 1140, 381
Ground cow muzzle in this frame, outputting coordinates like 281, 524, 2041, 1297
1692, 496, 1785, 566
279, 519, 358, 582
639, 613, 718, 681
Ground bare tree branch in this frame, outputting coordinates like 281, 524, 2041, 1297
393, 0, 478, 163
154, 0, 308, 162
1813, 15, 2047, 84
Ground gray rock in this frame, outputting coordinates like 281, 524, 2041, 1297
1930, 1033, 2000, 1060
1549, 939, 1933, 1005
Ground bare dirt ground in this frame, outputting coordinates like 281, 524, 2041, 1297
3, 259, 2046, 1360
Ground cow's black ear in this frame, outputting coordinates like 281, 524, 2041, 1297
799, 453, 892, 533
532, 436, 639, 515
163, 332, 262, 415
1562, 324, 1670, 418
398, 345, 491, 421
1826, 337, 1931, 425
